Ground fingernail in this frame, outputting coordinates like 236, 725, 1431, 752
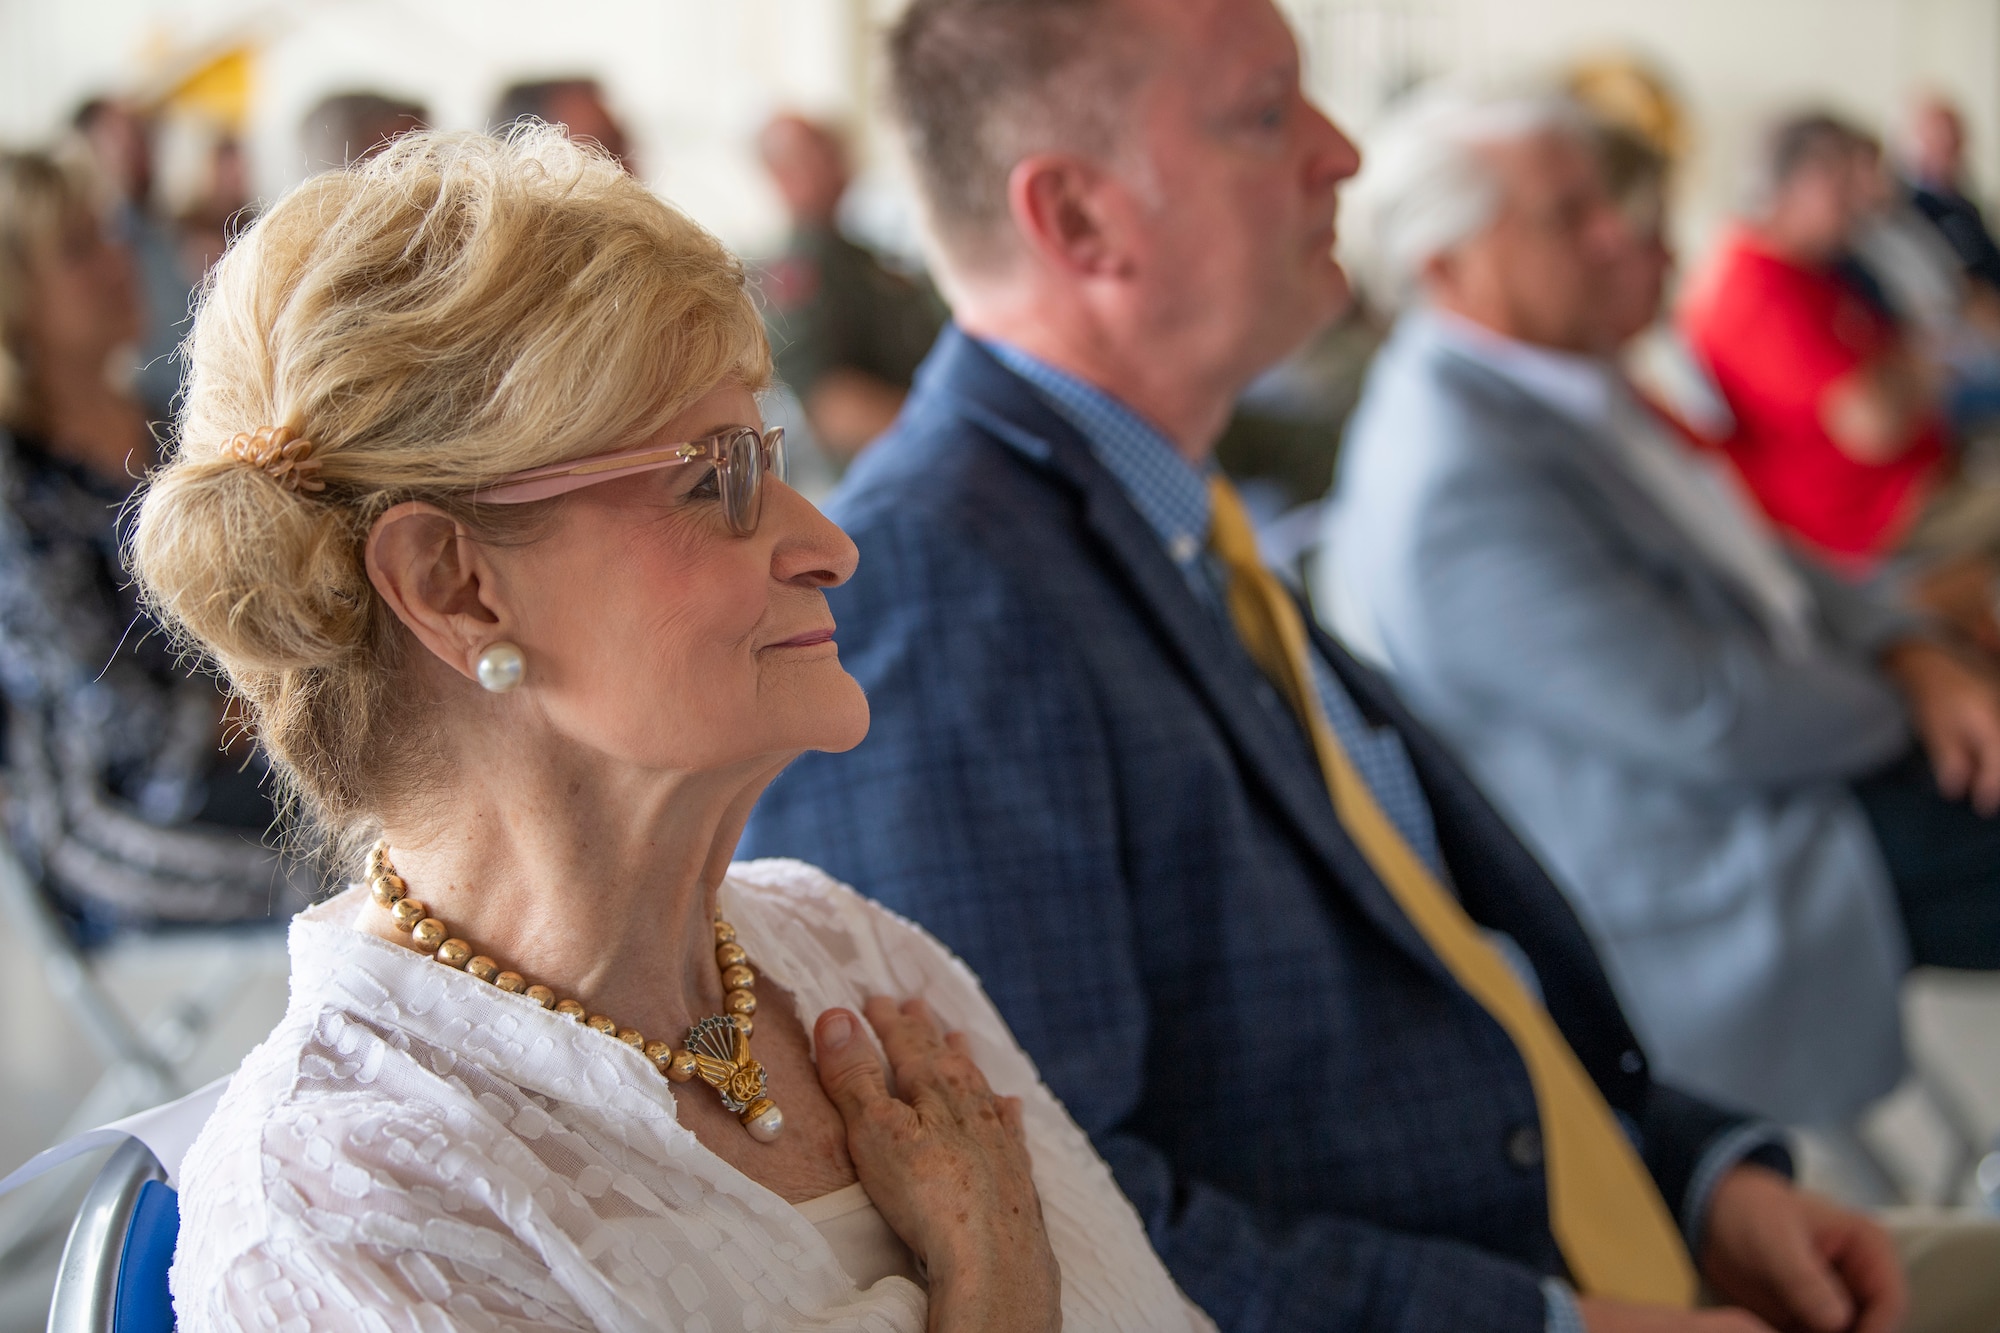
820, 1010, 855, 1051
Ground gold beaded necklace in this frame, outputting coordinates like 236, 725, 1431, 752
363, 840, 784, 1143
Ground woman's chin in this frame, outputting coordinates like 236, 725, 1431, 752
763, 663, 871, 755
812, 683, 871, 755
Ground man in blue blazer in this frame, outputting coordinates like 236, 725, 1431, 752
744, 1, 1902, 1330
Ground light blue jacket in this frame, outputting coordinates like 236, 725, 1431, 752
1318, 310, 1914, 1125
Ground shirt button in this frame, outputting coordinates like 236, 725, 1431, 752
1168, 533, 1201, 563
1506, 1124, 1544, 1170
1620, 1049, 1644, 1074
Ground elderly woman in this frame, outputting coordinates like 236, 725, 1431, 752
0, 150, 298, 930
133, 129, 1207, 1331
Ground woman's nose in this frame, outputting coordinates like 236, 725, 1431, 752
769, 482, 859, 589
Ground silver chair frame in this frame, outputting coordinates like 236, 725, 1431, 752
45, 1139, 167, 1333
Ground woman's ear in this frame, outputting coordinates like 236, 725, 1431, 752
364, 502, 505, 686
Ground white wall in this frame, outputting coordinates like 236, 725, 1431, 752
0, 0, 871, 255
2, 0, 1998, 267
1283, 0, 2000, 259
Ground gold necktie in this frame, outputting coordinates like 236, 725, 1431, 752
1207, 476, 1697, 1307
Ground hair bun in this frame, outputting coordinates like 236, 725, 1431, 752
132, 453, 368, 675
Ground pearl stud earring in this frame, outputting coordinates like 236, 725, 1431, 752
476, 642, 525, 693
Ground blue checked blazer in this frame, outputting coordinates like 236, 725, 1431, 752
743, 328, 1765, 1333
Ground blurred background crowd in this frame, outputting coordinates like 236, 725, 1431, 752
7, 0, 2000, 1326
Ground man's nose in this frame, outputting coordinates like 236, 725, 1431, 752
1306, 101, 1362, 187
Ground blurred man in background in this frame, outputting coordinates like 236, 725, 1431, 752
1900, 93, 2000, 295
300, 90, 427, 174
1326, 95, 2000, 1139
756, 112, 944, 464
69, 96, 182, 417
491, 77, 633, 173
169, 132, 253, 302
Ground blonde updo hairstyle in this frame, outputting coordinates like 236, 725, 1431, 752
130, 127, 770, 850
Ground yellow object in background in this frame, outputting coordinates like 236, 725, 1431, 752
157, 44, 257, 134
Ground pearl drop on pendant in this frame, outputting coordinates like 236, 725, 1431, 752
744, 1103, 785, 1143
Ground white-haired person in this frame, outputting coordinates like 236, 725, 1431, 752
1322, 90, 2000, 1134
133, 128, 1211, 1332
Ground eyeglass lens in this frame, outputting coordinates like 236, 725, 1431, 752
718, 428, 787, 536
720, 430, 758, 535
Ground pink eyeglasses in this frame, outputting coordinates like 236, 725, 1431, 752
472, 426, 788, 537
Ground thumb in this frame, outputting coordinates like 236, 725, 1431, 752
1769, 1232, 1855, 1333
1928, 730, 1973, 801
813, 1007, 891, 1121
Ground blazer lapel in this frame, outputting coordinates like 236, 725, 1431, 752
1430, 345, 1782, 638
920, 330, 1454, 981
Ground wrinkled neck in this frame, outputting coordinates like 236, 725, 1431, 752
372, 738, 785, 1044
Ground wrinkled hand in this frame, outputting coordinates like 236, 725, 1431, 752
814, 998, 1061, 1331
1702, 1165, 1905, 1333
1884, 637, 2000, 815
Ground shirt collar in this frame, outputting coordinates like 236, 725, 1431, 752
1419, 306, 1619, 428
982, 339, 1213, 568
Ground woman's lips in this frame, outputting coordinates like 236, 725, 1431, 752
768, 627, 835, 649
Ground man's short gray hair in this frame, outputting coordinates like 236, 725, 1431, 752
887, 0, 1152, 272
1341, 90, 1588, 311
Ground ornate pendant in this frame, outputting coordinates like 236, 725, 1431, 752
686, 1014, 784, 1142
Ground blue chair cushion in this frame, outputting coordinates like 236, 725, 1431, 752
115, 1180, 177, 1333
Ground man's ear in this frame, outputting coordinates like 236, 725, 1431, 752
364, 501, 507, 687
1420, 247, 1465, 307
1006, 153, 1134, 279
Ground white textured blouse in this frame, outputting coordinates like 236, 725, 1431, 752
170, 858, 1213, 1332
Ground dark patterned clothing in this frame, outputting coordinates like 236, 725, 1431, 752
1907, 179, 2000, 293
0, 427, 306, 930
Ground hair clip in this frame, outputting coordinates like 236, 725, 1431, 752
226, 426, 325, 495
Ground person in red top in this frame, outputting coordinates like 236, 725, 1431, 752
1681, 113, 1946, 569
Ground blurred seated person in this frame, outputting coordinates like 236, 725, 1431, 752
71, 96, 183, 419
491, 76, 633, 174
300, 90, 426, 174
0, 151, 301, 930
172, 132, 256, 300
756, 114, 944, 464
1322, 94, 2000, 1129
1838, 128, 2000, 439
1822, 130, 2000, 645
1900, 93, 2000, 295
137, 128, 1207, 1331
1680, 113, 1947, 571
